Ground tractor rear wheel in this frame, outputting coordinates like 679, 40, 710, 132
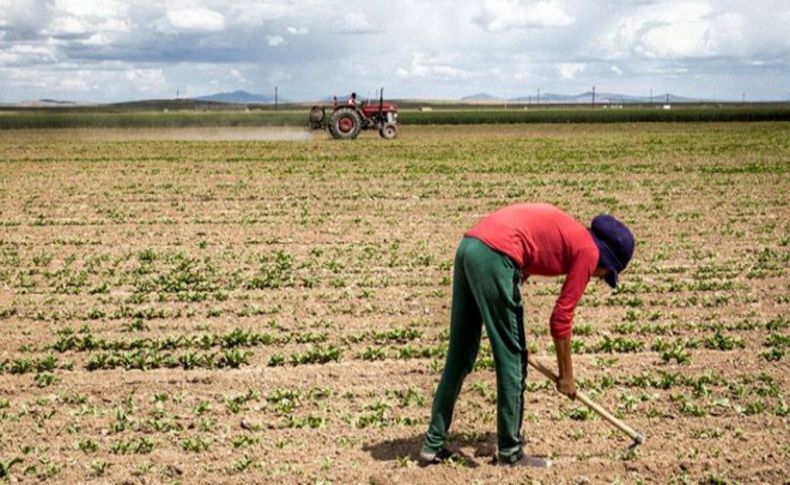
379, 123, 398, 139
329, 108, 362, 140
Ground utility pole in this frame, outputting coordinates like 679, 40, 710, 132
650, 88, 653, 106
176, 89, 179, 99
666, 93, 669, 104
275, 86, 278, 111
537, 87, 540, 105
742, 92, 745, 104
592, 85, 596, 107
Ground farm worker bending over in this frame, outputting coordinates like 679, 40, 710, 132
420, 203, 635, 467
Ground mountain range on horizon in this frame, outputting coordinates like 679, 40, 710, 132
199, 89, 712, 104
194, 90, 279, 104
461, 91, 701, 104
5, 89, 737, 106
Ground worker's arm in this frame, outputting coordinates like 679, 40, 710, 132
549, 251, 597, 399
554, 336, 576, 399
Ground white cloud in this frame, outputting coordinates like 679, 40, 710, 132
0, 0, 53, 31
83, 32, 110, 46
397, 52, 476, 80
122, 68, 167, 92
54, 0, 127, 19
596, 2, 750, 60
229, 1, 305, 27
0, 44, 58, 66
557, 62, 585, 79
230, 68, 247, 83
514, 71, 532, 82
339, 12, 376, 33
267, 35, 285, 46
48, 16, 89, 35
1, 0, 789, 102
59, 76, 89, 91
1, 64, 168, 99
97, 17, 131, 33
475, 0, 574, 31
165, 7, 225, 33
43, 0, 130, 37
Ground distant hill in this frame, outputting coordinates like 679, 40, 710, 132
509, 91, 704, 104
194, 90, 278, 104
107, 98, 243, 111
17, 99, 79, 107
461, 92, 500, 101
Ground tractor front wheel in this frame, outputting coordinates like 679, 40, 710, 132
329, 108, 362, 140
379, 123, 398, 140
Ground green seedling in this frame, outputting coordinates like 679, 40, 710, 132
180, 436, 211, 452
568, 407, 594, 421
0, 457, 22, 478
89, 460, 111, 476
660, 345, 691, 365
77, 438, 99, 453
110, 437, 154, 455
226, 389, 259, 414
231, 435, 260, 449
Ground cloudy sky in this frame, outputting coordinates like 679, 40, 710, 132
1, 0, 789, 102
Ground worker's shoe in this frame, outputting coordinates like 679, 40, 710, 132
418, 447, 455, 467
497, 449, 552, 468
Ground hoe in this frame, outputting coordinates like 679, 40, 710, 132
527, 355, 645, 450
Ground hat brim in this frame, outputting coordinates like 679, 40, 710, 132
591, 233, 621, 288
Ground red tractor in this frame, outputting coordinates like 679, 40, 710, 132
309, 88, 399, 140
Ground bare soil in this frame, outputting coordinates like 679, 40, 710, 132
0, 123, 787, 484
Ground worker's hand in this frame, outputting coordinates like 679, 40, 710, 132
556, 376, 577, 399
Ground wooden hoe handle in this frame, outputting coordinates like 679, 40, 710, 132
526, 355, 645, 446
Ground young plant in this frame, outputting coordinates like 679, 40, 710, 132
77, 438, 99, 453
88, 460, 112, 477
229, 455, 257, 473
660, 345, 691, 365
0, 457, 22, 479
568, 407, 593, 421
225, 389, 259, 414
231, 435, 260, 449
361, 346, 386, 361
180, 436, 211, 453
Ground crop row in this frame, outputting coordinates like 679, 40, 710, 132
4, 245, 782, 295
2, 106, 790, 130
8, 329, 781, 377
42, 325, 423, 354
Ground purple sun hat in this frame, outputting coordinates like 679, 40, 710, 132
589, 214, 635, 288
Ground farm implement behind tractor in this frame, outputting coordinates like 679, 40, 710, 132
309, 88, 399, 140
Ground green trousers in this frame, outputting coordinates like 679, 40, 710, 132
422, 236, 528, 461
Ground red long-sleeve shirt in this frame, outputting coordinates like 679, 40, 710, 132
465, 203, 599, 339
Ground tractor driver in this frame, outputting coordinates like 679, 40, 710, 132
348, 92, 359, 107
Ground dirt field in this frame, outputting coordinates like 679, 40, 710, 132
0, 123, 787, 484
